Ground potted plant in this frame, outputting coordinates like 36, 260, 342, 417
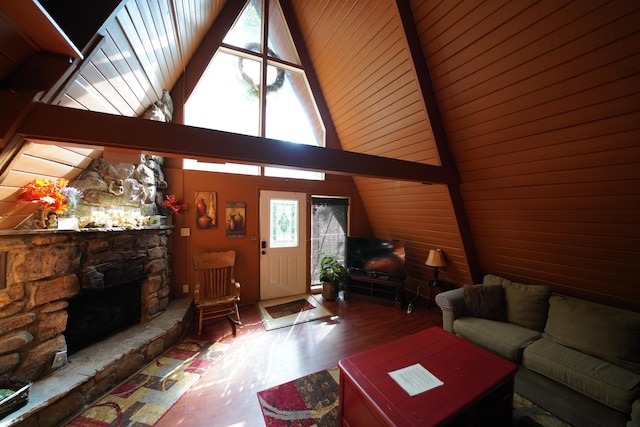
319, 255, 348, 300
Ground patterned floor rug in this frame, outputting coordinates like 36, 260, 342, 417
66, 339, 228, 426
512, 393, 572, 427
257, 367, 571, 427
257, 367, 340, 427
256, 294, 334, 331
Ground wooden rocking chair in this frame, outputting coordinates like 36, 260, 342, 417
192, 250, 241, 335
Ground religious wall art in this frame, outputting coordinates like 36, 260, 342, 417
195, 191, 217, 229
226, 202, 246, 238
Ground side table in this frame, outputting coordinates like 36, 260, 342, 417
428, 280, 456, 310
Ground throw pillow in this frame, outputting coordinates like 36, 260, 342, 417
463, 285, 506, 322
503, 282, 551, 331
483, 274, 513, 287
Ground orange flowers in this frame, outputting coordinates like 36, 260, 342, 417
22, 178, 69, 214
163, 194, 187, 215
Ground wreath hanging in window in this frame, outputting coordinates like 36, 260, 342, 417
238, 42, 286, 95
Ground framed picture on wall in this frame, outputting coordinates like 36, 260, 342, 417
195, 191, 217, 229
226, 202, 246, 238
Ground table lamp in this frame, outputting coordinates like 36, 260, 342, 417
425, 248, 447, 283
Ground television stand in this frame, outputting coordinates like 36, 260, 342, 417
347, 270, 405, 309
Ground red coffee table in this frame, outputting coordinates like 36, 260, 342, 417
338, 327, 517, 426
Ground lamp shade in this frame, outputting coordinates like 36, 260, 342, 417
425, 248, 447, 268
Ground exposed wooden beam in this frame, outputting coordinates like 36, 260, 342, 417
18, 103, 459, 185
172, 0, 245, 104
0, 0, 82, 58
396, 0, 482, 283
0, 90, 42, 148
279, 0, 342, 151
170, 0, 245, 124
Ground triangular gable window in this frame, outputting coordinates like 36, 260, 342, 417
184, 0, 325, 180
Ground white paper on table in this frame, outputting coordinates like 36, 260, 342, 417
388, 363, 444, 397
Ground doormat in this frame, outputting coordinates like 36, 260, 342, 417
256, 294, 333, 331
66, 339, 228, 426
265, 299, 315, 319
257, 367, 571, 427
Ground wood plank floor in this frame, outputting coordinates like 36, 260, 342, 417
156, 294, 443, 426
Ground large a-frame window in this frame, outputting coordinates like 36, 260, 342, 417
184, 0, 325, 180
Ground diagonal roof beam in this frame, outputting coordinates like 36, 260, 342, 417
279, 0, 342, 151
396, 0, 481, 283
18, 103, 459, 185
171, 0, 245, 104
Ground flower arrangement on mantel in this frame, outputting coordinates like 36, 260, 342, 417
162, 194, 188, 215
21, 178, 85, 229
21, 178, 70, 215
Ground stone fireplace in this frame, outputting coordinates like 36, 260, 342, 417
0, 226, 173, 383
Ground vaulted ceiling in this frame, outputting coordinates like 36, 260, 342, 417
1, 0, 638, 310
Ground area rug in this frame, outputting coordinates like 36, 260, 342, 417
256, 294, 334, 331
512, 393, 572, 426
257, 367, 571, 427
66, 339, 228, 426
257, 367, 340, 426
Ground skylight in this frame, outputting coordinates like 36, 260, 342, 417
184, 0, 325, 180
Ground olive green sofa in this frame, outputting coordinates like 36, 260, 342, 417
435, 274, 640, 427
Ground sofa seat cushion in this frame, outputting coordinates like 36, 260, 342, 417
544, 295, 640, 374
453, 317, 541, 363
523, 338, 640, 413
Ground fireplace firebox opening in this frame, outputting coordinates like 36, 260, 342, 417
64, 281, 142, 355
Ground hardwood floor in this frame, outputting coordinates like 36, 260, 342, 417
156, 294, 443, 426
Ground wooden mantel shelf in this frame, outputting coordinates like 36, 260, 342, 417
0, 225, 173, 236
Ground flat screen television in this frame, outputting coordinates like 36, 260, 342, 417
347, 237, 406, 280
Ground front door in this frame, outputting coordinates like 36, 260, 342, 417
259, 190, 307, 300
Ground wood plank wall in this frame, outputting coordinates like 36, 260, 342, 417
291, 0, 640, 309
291, 0, 472, 290
0, 141, 101, 229
1, 0, 637, 311
411, 0, 640, 310
54, 0, 225, 114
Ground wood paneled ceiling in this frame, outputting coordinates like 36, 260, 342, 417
0, 0, 638, 310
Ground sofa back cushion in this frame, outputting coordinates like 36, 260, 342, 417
483, 275, 551, 332
544, 295, 640, 374
483, 274, 513, 287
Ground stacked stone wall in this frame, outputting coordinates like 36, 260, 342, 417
0, 227, 172, 383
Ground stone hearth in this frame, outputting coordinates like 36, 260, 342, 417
1, 298, 192, 427
0, 227, 173, 383
0, 226, 188, 427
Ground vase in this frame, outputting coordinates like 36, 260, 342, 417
197, 215, 212, 228
66, 200, 77, 217
233, 213, 244, 230
196, 198, 207, 217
